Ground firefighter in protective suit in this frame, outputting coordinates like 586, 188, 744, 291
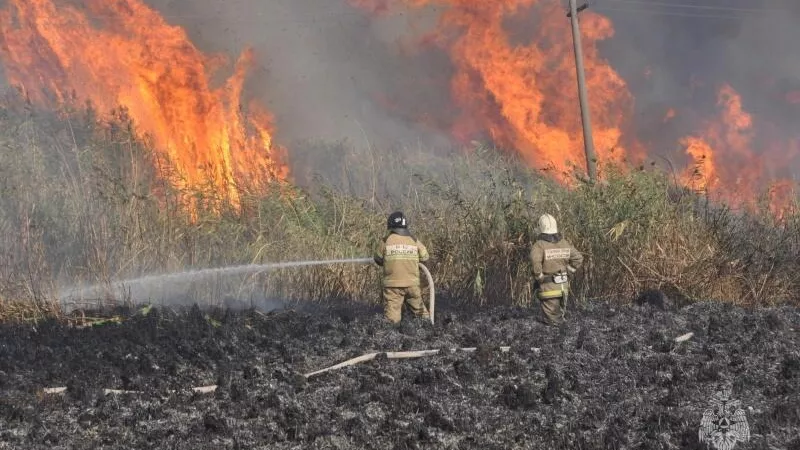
374, 211, 431, 323
531, 214, 584, 325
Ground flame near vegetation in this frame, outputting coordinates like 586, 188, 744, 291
0, 0, 795, 217
682, 85, 797, 217
351, 0, 797, 214
681, 85, 754, 200
0, 0, 288, 211
397, 0, 636, 183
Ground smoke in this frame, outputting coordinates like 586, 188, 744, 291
593, 0, 800, 167
138, 0, 454, 154
2, 0, 798, 185
716, 1, 800, 132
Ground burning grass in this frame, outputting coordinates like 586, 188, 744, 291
0, 0, 289, 212
1, 93, 800, 321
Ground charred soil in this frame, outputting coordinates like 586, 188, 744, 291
1, 300, 798, 449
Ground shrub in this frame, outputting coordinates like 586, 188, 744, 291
1, 93, 798, 322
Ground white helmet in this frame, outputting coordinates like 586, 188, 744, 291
538, 214, 558, 234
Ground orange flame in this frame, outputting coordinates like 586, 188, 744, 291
355, 0, 637, 183
0, 0, 288, 212
680, 84, 756, 204
680, 84, 796, 216
767, 180, 796, 220
681, 136, 718, 193
351, 1, 796, 215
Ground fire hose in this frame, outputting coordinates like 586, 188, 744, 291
302, 333, 695, 379
419, 262, 435, 325
356, 258, 435, 325
286, 258, 434, 323
298, 257, 435, 324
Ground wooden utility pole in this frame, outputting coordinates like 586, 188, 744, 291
567, 0, 597, 182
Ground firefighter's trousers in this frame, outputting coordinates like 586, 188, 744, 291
383, 286, 429, 323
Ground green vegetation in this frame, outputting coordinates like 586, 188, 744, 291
1, 90, 799, 322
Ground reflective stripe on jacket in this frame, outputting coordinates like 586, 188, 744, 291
530, 233, 583, 277
531, 233, 583, 297
374, 229, 430, 288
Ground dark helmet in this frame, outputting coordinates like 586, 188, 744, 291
387, 211, 407, 229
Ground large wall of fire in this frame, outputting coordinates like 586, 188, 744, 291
0, 0, 797, 214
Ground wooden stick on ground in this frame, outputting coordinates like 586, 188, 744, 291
192, 385, 218, 394
41, 385, 219, 395
104, 389, 140, 395
42, 387, 67, 394
304, 346, 538, 379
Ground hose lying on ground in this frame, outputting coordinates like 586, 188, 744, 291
303, 346, 540, 378
303, 332, 695, 379
42, 385, 218, 395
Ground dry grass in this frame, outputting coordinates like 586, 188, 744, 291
1, 91, 799, 323
0, 298, 62, 323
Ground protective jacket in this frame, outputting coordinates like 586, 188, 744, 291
374, 228, 430, 288
531, 233, 583, 298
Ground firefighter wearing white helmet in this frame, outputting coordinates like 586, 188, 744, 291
530, 214, 584, 325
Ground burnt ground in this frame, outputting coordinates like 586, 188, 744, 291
1, 299, 799, 450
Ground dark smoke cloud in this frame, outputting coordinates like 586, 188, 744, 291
594, 0, 800, 163
142, 0, 455, 154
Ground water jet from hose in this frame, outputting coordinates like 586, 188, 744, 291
58, 258, 435, 323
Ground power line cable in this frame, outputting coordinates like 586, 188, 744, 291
5, 1, 789, 23
589, 1, 794, 20
591, 6, 756, 19
596, 0, 791, 14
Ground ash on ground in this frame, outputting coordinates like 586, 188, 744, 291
1, 299, 798, 449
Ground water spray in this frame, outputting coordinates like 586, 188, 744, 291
58, 258, 436, 324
